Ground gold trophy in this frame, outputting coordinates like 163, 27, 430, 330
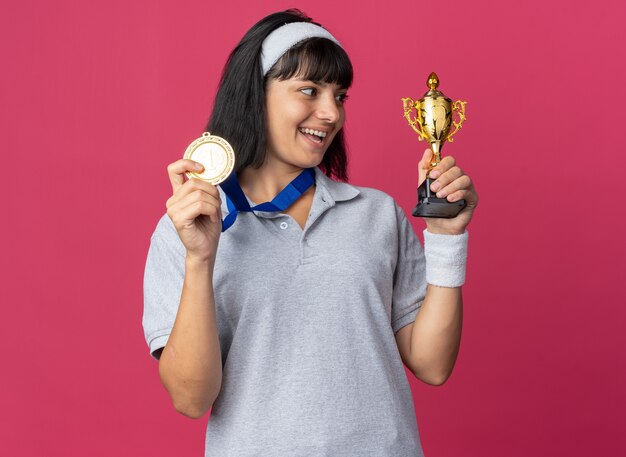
402, 72, 467, 218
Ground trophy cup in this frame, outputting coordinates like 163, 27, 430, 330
402, 72, 467, 218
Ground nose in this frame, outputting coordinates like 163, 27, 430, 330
315, 92, 341, 124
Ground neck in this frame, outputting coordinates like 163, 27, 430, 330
238, 161, 312, 203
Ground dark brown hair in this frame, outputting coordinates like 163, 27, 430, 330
206, 9, 353, 181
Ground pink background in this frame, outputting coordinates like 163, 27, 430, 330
2, 0, 625, 455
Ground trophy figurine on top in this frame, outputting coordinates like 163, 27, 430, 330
402, 72, 467, 218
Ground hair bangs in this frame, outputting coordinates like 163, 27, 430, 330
267, 37, 353, 88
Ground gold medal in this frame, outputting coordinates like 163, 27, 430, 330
183, 132, 235, 185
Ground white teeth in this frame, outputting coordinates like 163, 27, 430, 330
299, 128, 327, 138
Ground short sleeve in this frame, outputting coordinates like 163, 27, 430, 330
142, 215, 186, 360
390, 203, 427, 333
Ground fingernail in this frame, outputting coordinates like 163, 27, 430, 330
194, 163, 204, 171
431, 182, 441, 192
430, 171, 440, 179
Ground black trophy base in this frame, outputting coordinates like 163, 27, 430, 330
412, 177, 466, 218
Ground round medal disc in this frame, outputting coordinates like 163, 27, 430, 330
183, 132, 235, 185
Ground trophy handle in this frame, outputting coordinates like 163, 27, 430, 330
402, 97, 427, 141
446, 100, 467, 143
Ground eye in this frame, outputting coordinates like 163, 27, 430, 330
335, 93, 349, 103
299, 87, 316, 96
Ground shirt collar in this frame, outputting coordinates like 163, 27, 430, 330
218, 167, 360, 218
313, 166, 360, 205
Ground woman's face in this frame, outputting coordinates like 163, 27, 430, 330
264, 76, 348, 170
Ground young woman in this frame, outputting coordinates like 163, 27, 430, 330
143, 9, 478, 457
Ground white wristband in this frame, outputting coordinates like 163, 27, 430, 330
423, 229, 469, 288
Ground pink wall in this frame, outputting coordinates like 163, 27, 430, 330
2, 0, 624, 455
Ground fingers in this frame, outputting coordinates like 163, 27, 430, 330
167, 189, 223, 225
418, 148, 434, 185
166, 176, 223, 226
167, 159, 205, 194
177, 197, 223, 225
427, 156, 475, 202
166, 177, 221, 208
418, 148, 434, 169
445, 187, 475, 205
167, 186, 222, 213
428, 155, 456, 179
430, 168, 467, 196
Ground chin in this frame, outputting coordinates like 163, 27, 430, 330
283, 150, 324, 170
298, 155, 325, 170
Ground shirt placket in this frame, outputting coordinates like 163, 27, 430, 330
300, 187, 334, 265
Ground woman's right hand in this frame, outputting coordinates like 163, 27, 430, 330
166, 159, 223, 263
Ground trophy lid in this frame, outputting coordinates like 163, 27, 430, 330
423, 71, 448, 99
427, 72, 439, 90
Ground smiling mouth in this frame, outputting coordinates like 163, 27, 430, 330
298, 127, 327, 144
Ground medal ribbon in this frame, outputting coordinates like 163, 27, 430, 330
219, 168, 316, 232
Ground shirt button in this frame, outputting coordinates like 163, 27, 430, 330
279, 221, 288, 230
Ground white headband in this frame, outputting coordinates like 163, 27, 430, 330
261, 22, 342, 76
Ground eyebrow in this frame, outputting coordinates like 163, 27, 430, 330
293, 77, 325, 85
294, 78, 347, 90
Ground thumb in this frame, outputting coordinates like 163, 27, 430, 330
417, 148, 433, 186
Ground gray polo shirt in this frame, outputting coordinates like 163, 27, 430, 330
143, 167, 427, 456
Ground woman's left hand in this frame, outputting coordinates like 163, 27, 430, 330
417, 148, 478, 235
